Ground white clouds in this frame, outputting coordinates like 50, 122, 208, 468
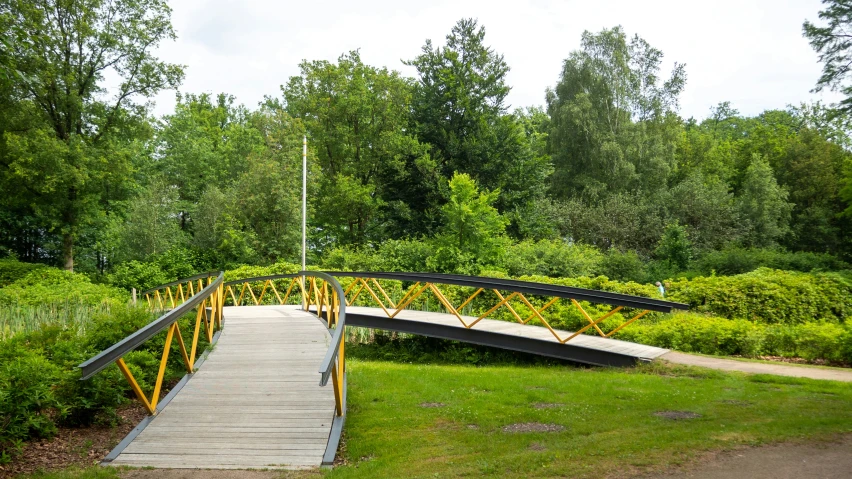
150, 0, 842, 120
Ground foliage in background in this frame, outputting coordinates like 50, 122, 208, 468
617, 313, 852, 364
0, 0, 184, 271
0, 268, 127, 306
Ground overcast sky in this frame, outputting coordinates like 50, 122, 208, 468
148, 0, 842, 121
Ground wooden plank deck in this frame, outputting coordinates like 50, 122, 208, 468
343, 306, 669, 362
110, 306, 335, 470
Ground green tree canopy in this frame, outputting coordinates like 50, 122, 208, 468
804, 0, 852, 113
736, 154, 793, 247
0, 0, 183, 270
438, 172, 507, 261
546, 26, 686, 199
406, 18, 551, 226
283, 51, 430, 244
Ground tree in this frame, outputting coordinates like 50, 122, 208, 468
654, 221, 692, 270
437, 172, 507, 262
154, 92, 264, 230
665, 172, 741, 251
546, 26, 686, 199
804, 0, 852, 113
736, 154, 793, 247
0, 0, 183, 270
234, 105, 305, 262
114, 177, 186, 261
406, 19, 551, 222
283, 51, 430, 244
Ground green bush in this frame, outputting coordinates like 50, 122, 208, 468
694, 247, 850, 275
376, 239, 433, 272
321, 246, 385, 272
0, 269, 127, 306
616, 313, 852, 364
599, 250, 646, 282
0, 258, 48, 288
667, 268, 852, 324
616, 313, 764, 357
224, 261, 300, 281
107, 261, 170, 292
0, 346, 63, 461
499, 240, 603, 278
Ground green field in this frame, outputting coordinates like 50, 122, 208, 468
13, 359, 852, 479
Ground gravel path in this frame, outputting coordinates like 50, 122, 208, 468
660, 352, 852, 382
641, 435, 852, 479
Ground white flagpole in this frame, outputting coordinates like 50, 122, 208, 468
301, 135, 307, 310
302, 135, 307, 272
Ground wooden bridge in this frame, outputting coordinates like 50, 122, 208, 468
78, 271, 687, 469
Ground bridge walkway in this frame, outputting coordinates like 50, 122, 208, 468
109, 306, 336, 470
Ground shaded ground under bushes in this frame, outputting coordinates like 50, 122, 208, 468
0, 403, 147, 479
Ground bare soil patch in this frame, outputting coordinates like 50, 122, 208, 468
532, 402, 563, 409
419, 402, 445, 408
654, 410, 702, 420
502, 422, 565, 433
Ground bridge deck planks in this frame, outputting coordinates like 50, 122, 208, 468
110, 306, 335, 470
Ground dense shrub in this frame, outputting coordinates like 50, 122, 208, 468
617, 313, 852, 364
667, 268, 852, 324
694, 247, 850, 276
599, 249, 646, 282
0, 269, 127, 306
0, 299, 207, 460
500, 240, 603, 278
376, 240, 433, 272
0, 259, 49, 288
0, 346, 63, 461
224, 261, 300, 281
321, 246, 385, 272
107, 261, 170, 292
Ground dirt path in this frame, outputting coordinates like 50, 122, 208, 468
640, 435, 852, 479
660, 352, 852, 382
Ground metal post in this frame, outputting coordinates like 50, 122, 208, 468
302, 135, 307, 309
302, 135, 307, 271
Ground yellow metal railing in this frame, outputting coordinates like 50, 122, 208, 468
141, 271, 219, 311
79, 273, 225, 415
330, 272, 683, 344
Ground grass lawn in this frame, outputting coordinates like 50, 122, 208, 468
329, 359, 852, 479
11, 359, 852, 479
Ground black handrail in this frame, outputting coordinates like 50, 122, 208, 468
78, 272, 225, 380
324, 271, 688, 312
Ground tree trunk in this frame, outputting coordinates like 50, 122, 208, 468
62, 232, 74, 271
